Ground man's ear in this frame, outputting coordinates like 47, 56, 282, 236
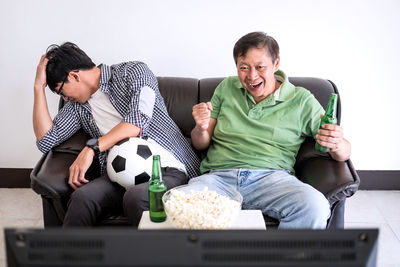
69, 71, 80, 82
273, 56, 280, 72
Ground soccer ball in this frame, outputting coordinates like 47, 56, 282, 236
107, 137, 156, 189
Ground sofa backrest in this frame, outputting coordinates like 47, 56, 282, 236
157, 77, 199, 138
157, 77, 225, 139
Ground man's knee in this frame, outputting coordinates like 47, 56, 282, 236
301, 188, 331, 225
163, 167, 188, 188
188, 173, 220, 187
124, 184, 148, 209
278, 185, 330, 229
123, 184, 149, 226
69, 187, 94, 208
64, 188, 99, 227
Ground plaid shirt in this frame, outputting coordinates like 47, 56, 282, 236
37, 62, 200, 178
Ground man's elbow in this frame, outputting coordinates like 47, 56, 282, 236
36, 142, 51, 154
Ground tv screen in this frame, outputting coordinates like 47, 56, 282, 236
5, 228, 378, 267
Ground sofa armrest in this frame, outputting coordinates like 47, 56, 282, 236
51, 129, 89, 154
296, 157, 360, 205
294, 137, 360, 204
30, 130, 91, 199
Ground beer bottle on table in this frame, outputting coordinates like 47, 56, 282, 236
148, 155, 167, 222
315, 93, 338, 152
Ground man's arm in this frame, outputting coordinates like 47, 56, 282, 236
98, 122, 141, 152
68, 122, 140, 190
316, 123, 351, 162
191, 102, 217, 150
33, 55, 53, 141
69, 62, 155, 189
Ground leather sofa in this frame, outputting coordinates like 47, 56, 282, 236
31, 76, 360, 228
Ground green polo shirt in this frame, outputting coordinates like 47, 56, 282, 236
200, 70, 324, 174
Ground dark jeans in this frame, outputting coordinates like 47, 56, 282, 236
63, 167, 187, 227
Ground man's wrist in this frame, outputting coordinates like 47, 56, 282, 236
86, 138, 100, 154
84, 146, 96, 157
194, 124, 207, 133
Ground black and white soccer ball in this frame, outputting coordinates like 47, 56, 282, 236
106, 137, 156, 189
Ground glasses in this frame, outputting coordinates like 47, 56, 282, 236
54, 73, 68, 97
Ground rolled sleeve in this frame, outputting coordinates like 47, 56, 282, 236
36, 102, 81, 154
36, 128, 59, 153
210, 81, 223, 119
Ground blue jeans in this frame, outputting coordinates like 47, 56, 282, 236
188, 169, 331, 229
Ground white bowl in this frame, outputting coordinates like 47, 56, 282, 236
162, 184, 242, 229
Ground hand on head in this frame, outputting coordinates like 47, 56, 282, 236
34, 54, 48, 90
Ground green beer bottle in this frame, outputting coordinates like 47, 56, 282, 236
148, 155, 167, 222
315, 93, 338, 152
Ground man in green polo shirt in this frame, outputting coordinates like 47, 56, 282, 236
190, 32, 351, 229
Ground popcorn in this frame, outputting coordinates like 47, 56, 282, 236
164, 187, 241, 229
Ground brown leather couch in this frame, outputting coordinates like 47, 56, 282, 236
30, 76, 360, 228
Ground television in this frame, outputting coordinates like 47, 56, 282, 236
4, 228, 378, 267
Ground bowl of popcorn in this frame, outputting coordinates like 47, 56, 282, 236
162, 184, 242, 229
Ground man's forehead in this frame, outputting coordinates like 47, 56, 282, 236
237, 56, 272, 66
237, 47, 272, 62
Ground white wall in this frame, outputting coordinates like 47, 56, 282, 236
0, 0, 399, 170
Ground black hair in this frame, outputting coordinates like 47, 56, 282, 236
233, 32, 279, 65
45, 42, 95, 91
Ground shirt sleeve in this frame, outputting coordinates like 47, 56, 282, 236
300, 90, 325, 139
36, 101, 81, 153
121, 62, 159, 136
210, 79, 226, 119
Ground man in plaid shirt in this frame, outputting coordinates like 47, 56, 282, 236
33, 42, 200, 227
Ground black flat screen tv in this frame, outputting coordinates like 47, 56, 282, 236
4, 228, 378, 267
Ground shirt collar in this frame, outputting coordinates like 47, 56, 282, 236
274, 69, 295, 102
99, 64, 112, 93
273, 74, 284, 100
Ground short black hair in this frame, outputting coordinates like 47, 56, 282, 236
233, 32, 279, 65
45, 42, 95, 91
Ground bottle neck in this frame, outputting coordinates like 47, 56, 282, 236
151, 155, 162, 181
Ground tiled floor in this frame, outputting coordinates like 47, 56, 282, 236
1, 189, 399, 267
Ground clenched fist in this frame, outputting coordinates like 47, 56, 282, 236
192, 102, 213, 131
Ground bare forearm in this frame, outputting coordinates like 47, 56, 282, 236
33, 55, 53, 141
98, 122, 140, 152
33, 86, 53, 141
191, 116, 216, 151
191, 125, 212, 151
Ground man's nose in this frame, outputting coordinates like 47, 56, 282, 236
248, 68, 258, 81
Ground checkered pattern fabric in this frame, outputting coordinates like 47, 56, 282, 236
37, 62, 200, 177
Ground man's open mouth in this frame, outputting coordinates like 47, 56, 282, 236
250, 82, 262, 89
